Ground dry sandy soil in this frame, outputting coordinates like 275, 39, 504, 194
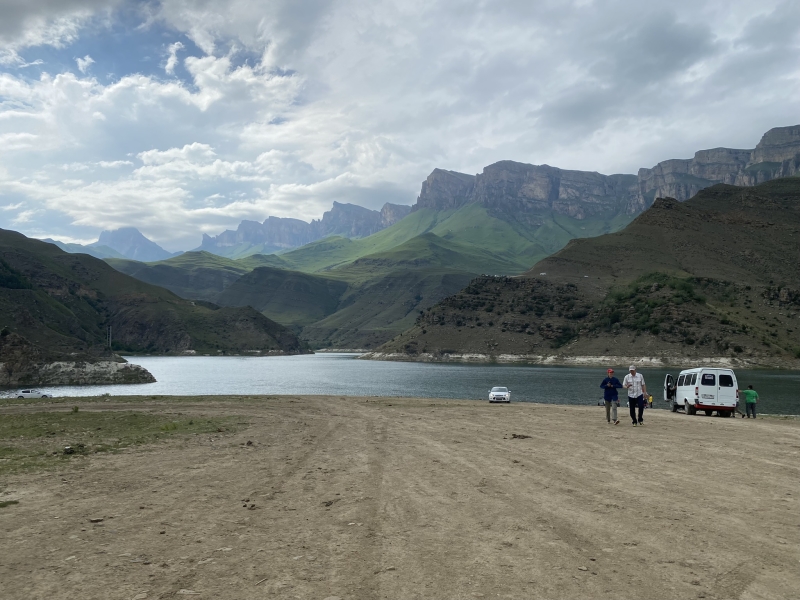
1, 396, 799, 600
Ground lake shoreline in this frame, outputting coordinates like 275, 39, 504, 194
359, 350, 799, 369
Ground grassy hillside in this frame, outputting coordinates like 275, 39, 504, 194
0, 231, 308, 357
375, 179, 800, 366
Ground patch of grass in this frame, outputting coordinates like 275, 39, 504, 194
0, 499, 20, 508
0, 410, 235, 476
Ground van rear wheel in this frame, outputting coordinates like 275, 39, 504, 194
720, 410, 730, 418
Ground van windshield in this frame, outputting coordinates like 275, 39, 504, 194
701, 374, 715, 386
719, 374, 734, 387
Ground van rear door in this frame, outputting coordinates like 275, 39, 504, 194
717, 371, 737, 408
699, 371, 717, 405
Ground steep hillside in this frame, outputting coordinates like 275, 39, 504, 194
371, 178, 800, 367
0, 230, 308, 357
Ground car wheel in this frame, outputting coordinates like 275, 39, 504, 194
17, 395, 24, 398
41, 395, 48, 398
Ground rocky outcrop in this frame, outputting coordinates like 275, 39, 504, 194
412, 162, 637, 223
199, 201, 413, 253
631, 125, 800, 212
0, 332, 155, 386
380, 202, 412, 227
0, 360, 157, 386
414, 169, 476, 211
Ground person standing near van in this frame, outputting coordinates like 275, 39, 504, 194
600, 368, 622, 424
740, 384, 759, 418
623, 365, 647, 426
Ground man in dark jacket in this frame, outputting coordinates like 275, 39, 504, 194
600, 368, 622, 424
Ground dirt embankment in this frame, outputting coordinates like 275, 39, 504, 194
1, 396, 798, 599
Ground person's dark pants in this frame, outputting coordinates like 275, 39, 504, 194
629, 395, 644, 424
746, 403, 757, 418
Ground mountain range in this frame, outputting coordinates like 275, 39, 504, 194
104, 125, 800, 352
195, 201, 413, 258
370, 177, 800, 367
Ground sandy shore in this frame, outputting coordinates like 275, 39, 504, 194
1, 396, 798, 599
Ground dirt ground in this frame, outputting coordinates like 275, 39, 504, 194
1, 396, 799, 600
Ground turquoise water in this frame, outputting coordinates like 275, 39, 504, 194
14, 354, 800, 415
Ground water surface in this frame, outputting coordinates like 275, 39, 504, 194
15, 354, 800, 415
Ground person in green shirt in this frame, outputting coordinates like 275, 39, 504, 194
739, 385, 759, 418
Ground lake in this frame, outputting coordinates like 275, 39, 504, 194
14, 354, 800, 415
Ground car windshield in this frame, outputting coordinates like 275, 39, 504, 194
491, 387, 508, 393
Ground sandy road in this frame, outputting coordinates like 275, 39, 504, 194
1, 396, 799, 599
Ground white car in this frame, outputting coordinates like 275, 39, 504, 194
489, 386, 511, 403
16, 389, 49, 399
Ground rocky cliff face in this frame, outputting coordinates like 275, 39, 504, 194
632, 125, 800, 212
414, 169, 476, 211
200, 201, 412, 253
413, 162, 637, 223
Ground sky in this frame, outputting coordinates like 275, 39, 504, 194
0, 0, 798, 251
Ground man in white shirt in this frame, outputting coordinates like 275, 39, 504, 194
623, 365, 647, 426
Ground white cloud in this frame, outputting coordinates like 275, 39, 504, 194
164, 41, 184, 75
0, 0, 799, 250
75, 54, 95, 73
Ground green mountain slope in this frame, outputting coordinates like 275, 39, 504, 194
374, 178, 800, 366
0, 230, 308, 357
278, 204, 632, 274
215, 267, 348, 328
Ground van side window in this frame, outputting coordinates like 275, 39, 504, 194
677, 375, 685, 386
690, 374, 697, 385
701, 373, 715, 386
719, 374, 734, 387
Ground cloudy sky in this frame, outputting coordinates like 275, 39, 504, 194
0, 0, 798, 250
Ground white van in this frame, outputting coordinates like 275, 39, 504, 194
664, 368, 738, 417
